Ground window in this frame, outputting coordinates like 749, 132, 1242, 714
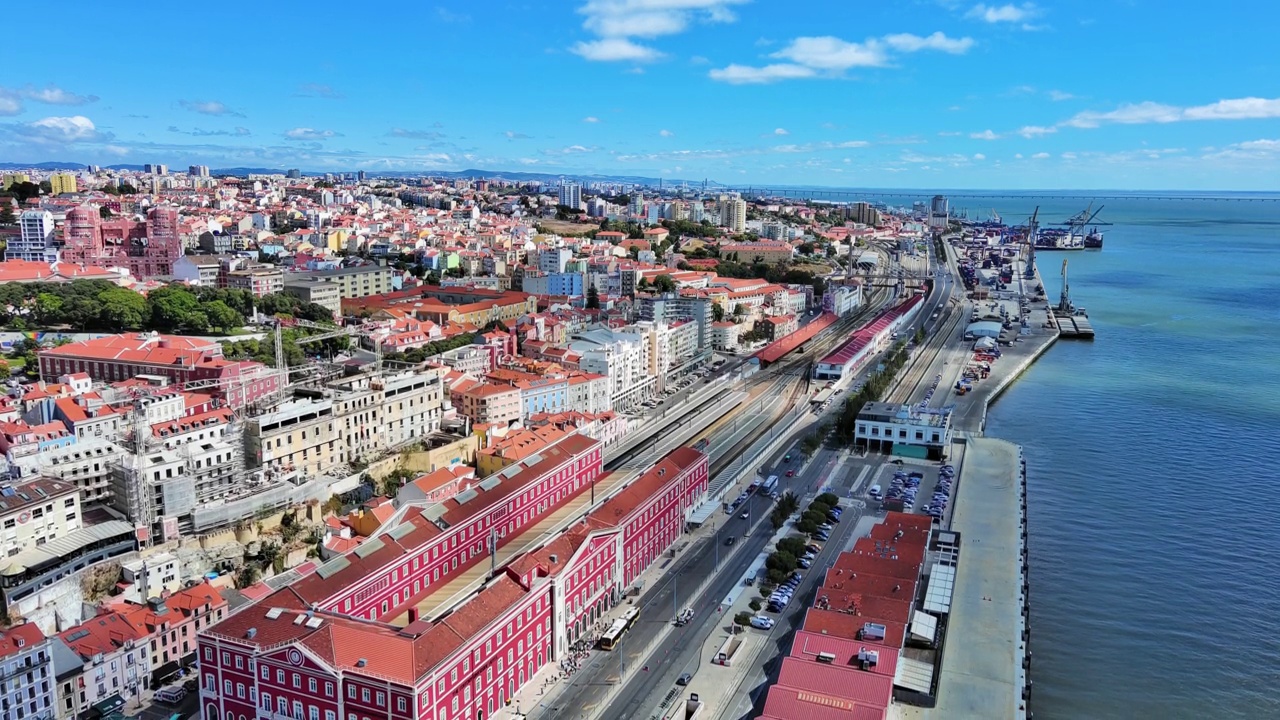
203, 647, 213, 662
376, 691, 385, 706
309, 678, 317, 692
361, 688, 370, 703
397, 697, 407, 711
348, 685, 356, 699
261, 666, 269, 680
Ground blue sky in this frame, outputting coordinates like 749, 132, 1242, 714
2, 1, 1278, 190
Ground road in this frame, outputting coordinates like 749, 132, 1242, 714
539, 438, 865, 720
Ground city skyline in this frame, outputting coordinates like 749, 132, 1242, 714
1, 1, 1278, 190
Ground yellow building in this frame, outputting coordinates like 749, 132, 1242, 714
49, 172, 78, 195
2, 173, 31, 190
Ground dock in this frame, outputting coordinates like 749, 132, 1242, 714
1048, 311, 1094, 339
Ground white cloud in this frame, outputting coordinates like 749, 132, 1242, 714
179, 100, 245, 117
390, 128, 446, 140
659, 129, 674, 137
15, 85, 99, 105
1233, 138, 1280, 151
1061, 151, 1078, 159
543, 144, 599, 155
1047, 89, 1075, 101
882, 32, 975, 54
973, 153, 986, 160
0, 95, 20, 116
708, 63, 815, 84
1017, 125, 1056, 138
770, 36, 888, 70
296, 83, 344, 99
966, 3, 1038, 24
570, 38, 665, 62
774, 127, 789, 135
1014, 153, 1023, 159
104, 145, 130, 156
1031, 152, 1050, 159
712, 31, 973, 83
284, 127, 340, 140
583, 116, 600, 123
20, 115, 103, 143
571, 0, 746, 61
1183, 97, 1280, 121
937, 131, 963, 137
1061, 97, 1280, 130
970, 129, 1000, 140
504, 131, 532, 139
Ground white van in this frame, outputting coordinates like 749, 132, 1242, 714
868, 484, 882, 499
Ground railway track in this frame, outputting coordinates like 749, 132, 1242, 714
889, 299, 966, 405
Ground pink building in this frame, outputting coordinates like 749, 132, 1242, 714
198, 445, 709, 720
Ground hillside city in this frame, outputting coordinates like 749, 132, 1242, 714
0, 166, 946, 720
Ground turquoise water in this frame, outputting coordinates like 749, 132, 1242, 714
790, 190, 1280, 717
975, 196, 1280, 718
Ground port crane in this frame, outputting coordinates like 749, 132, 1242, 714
1023, 206, 1040, 279
1055, 203, 1112, 241
1057, 258, 1075, 315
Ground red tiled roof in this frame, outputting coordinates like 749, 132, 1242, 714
59, 612, 147, 659
818, 295, 923, 367
788, 629, 900, 678
799, 607, 907, 648
593, 447, 704, 527
0, 622, 46, 660
762, 681, 885, 720
775, 656, 892, 714
755, 312, 838, 363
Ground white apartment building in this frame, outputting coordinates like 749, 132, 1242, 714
0, 622, 55, 720
6, 210, 58, 263
0, 478, 82, 561
120, 552, 182, 603
571, 328, 656, 412
719, 196, 747, 233
566, 373, 612, 415
23, 439, 124, 508
558, 182, 582, 210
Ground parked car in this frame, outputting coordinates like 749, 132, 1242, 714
751, 616, 776, 630
677, 672, 693, 686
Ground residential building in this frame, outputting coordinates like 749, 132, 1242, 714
188, 165, 210, 177
710, 321, 741, 352
538, 248, 573, 274
21, 439, 124, 508
761, 314, 798, 342
48, 173, 77, 196
557, 182, 581, 210
521, 270, 584, 297
719, 196, 746, 233
282, 279, 342, 318
287, 265, 393, 299
0, 622, 55, 720
119, 582, 227, 689
56, 612, 150, 718
928, 195, 949, 230
120, 552, 182, 604
722, 240, 793, 264
457, 384, 522, 428
822, 282, 863, 316
171, 255, 223, 286
570, 327, 655, 411
224, 266, 284, 297
0, 477, 81, 560
6, 210, 58, 263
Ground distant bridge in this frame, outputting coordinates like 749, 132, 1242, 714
721, 188, 1280, 202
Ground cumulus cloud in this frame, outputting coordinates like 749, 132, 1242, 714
15, 115, 104, 143
389, 128, 446, 140
1047, 89, 1075, 101
970, 129, 1000, 140
774, 128, 789, 135
571, 38, 665, 62
966, 3, 1039, 24
570, 0, 746, 62
504, 131, 533, 139
973, 153, 986, 160
542, 144, 599, 155
583, 116, 600, 123
659, 129, 674, 137
284, 127, 341, 140
1031, 152, 1050, 159
179, 100, 245, 117
712, 31, 973, 83
0, 95, 20, 116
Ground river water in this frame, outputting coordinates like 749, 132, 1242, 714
791, 189, 1280, 718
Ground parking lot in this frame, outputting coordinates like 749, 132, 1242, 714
865, 460, 956, 527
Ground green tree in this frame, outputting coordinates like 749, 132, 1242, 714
98, 206, 113, 220
817, 492, 840, 507
0, 203, 16, 225
33, 293, 64, 325
146, 285, 204, 332
712, 303, 725, 322
652, 274, 677, 293
204, 300, 243, 332
97, 287, 149, 329
298, 302, 336, 323
586, 285, 600, 309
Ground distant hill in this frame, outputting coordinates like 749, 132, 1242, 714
2, 161, 705, 187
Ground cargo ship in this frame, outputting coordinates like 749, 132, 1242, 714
1033, 228, 1086, 251
1084, 228, 1105, 248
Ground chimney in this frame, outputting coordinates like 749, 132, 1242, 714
407, 608, 419, 624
